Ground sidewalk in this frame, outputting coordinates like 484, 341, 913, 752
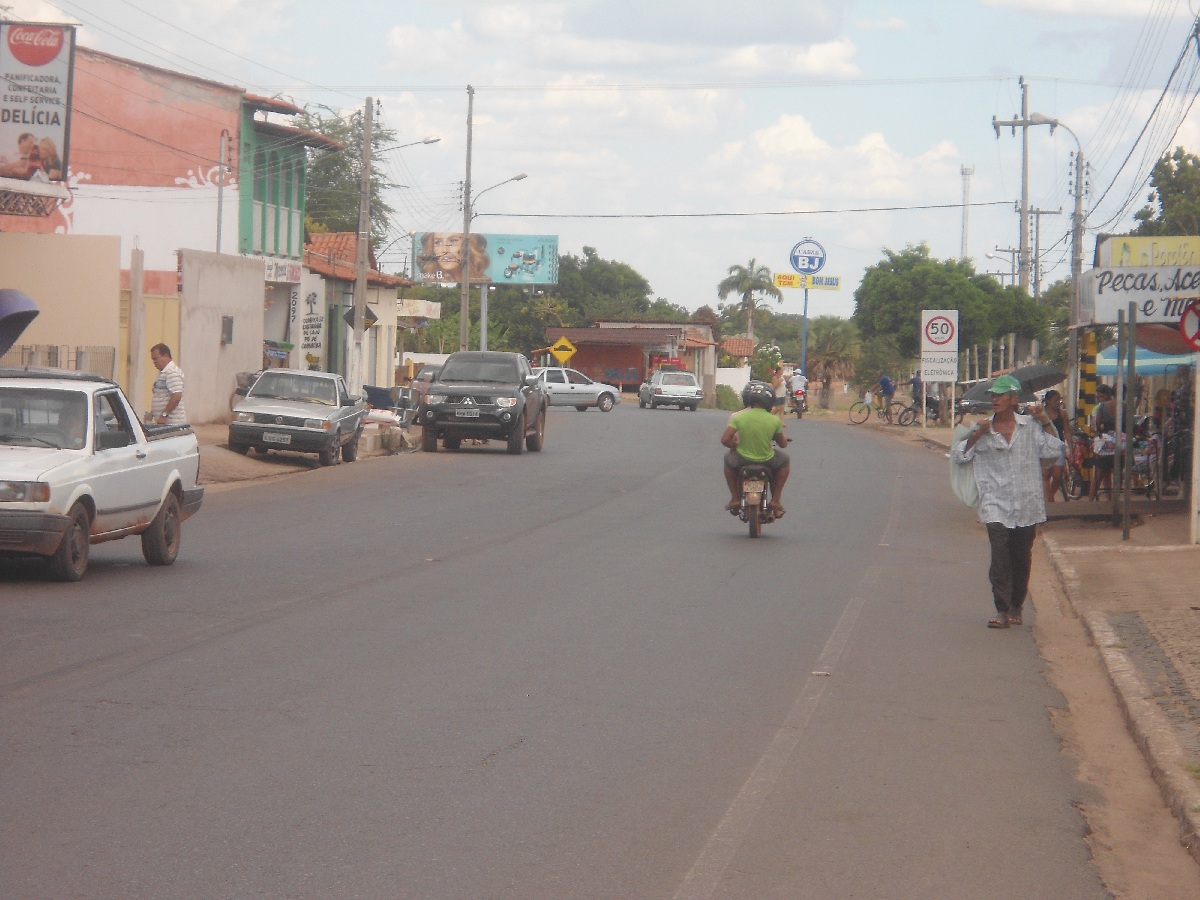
192, 421, 413, 490
883, 419, 1200, 864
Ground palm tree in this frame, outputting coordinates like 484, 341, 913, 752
717, 259, 782, 344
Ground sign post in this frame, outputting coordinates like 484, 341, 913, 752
782, 239, 840, 377
921, 310, 959, 430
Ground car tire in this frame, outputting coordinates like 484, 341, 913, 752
690, 404, 699, 411
229, 440, 249, 455
575, 405, 589, 412
422, 428, 438, 452
507, 414, 525, 455
526, 409, 545, 451
341, 431, 360, 462
444, 436, 461, 450
141, 492, 181, 566
318, 438, 340, 466
598, 394, 615, 412
638, 397, 646, 408
48, 503, 89, 582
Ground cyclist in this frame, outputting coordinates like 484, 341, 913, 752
872, 372, 896, 408
723, 381, 790, 517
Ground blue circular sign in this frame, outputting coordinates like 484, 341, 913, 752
790, 239, 826, 275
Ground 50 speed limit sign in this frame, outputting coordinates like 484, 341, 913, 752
921, 310, 958, 352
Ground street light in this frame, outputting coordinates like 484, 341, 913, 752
459, 173, 528, 351
986, 247, 1019, 284
1027, 112, 1085, 421
383, 136, 441, 150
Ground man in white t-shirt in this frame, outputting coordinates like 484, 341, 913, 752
149, 343, 187, 425
790, 369, 807, 395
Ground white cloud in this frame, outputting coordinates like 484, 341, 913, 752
855, 16, 910, 32
981, 0, 1169, 14
717, 39, 860, 77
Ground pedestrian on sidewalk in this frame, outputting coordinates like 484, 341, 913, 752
149, 343, 187, 425
952, 374, 1063, 629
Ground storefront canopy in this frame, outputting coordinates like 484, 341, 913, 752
1095, 344, 1198, 376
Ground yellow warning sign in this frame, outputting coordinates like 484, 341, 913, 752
550, 337, 577, 364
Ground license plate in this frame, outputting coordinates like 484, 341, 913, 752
743, 479, 765, 493
455, 408, 480, 418
262, 432, 291, 444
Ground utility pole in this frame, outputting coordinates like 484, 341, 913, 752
960, 165, 974, 258
992, 76, 1032, 292
1028, 207, 1061, 298
458, 85, 474, 352
351, 96, 373, 392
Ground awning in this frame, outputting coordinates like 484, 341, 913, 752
1095, 344, 1197, 376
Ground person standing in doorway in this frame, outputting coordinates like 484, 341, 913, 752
149, 343, 187, 425
952, 375, 1063, 629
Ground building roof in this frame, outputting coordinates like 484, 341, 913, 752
722, 337, 755, 357
546, 326, 686, 347
253, 118, 343, 152
305, 233, 410, 288
244, 93, 305, 116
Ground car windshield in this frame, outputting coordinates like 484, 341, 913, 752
439, 359, 520, 383
661, 373, 696, 386
249, 371, 336, 405
0, 387, 87, 448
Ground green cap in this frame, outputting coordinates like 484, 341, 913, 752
987, 374, 1021, 395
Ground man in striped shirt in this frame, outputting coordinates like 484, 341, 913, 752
952, 374, 1063, 629
149, 343, 187, 426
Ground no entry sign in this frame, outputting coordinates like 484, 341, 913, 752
1180, 299, 1200, 351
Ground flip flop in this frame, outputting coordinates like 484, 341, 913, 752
770, 504, 786, 518
1008, 612, 1023, 626
987, 617, 1010, 629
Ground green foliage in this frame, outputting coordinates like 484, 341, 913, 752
853, 335, 905, 389
852, 243, 1048, 360
803, 316, 861, 379
297, 105, 398, 247
750, 344, 782, 381
717, 258, 782, 342
1134, 147, 1200, 236
715, 384, 742, 411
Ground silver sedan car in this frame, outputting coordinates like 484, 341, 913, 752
533, 367, 621, 412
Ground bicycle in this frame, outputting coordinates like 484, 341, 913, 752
1060, 430, 1088, 501
895, 396, 942, 427
849, 396, 905, 425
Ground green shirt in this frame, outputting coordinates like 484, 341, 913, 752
729, 407, 781, 462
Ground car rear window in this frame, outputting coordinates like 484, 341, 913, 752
662, 373, 697, 386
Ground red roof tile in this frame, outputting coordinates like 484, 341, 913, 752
722, 337, 755, 357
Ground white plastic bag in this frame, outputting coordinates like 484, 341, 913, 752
949, 423, 980, 507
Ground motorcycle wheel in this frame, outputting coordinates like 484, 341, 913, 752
748, 504, 762, 538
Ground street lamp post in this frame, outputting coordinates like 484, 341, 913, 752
986, 247, 1019, 285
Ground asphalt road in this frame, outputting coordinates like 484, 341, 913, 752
1, 404, 1104, 898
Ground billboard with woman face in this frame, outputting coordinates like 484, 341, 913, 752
413, 232, 558, 285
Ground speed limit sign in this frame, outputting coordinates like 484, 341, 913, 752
921, 309, 959, 381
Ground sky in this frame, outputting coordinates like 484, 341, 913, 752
8, 0, 1200, 323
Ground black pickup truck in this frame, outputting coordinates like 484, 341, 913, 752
417, 351, 547, 455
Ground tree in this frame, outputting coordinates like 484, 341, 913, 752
296, 105, 398, 248
717, 258, 782, 343
803, 316, 861, 382
1134, 147, 1200, 236
852, 243, 1048, 361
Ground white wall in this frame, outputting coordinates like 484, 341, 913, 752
717, 366, 751, 392
178, 249, 265, 424
68, 184, 239, 269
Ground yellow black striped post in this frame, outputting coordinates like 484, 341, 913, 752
1076, 330, 1098, 492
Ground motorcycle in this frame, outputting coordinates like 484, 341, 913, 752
728, 463, 776, 537
789, 388, 807, 419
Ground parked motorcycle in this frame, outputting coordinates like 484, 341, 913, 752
789, 388, 807, 419
728, 464, 776, 537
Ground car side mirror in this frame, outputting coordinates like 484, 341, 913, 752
97, 430, 131, 450
235, 386, 249, 397
525, 374, 540, 386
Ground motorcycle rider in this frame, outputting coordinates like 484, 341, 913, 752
790, 368, 808, 412
722, 381, 790, 517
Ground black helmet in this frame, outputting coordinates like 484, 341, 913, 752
741, 380, 774, 410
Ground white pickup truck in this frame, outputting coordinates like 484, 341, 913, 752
0, 367, 205, 581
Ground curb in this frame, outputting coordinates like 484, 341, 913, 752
1043, 536, 1200, 867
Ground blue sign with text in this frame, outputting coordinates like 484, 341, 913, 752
790, 239, 826, 275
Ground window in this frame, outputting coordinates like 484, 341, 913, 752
566, 370, 591, 385
543, 370, 566, 384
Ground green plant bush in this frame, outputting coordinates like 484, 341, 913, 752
716, 384, 742, 411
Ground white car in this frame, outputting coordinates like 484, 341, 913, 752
533, 367, 621, 412
638, 370, 703, 411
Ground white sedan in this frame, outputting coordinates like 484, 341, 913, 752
532, 367, 621, 412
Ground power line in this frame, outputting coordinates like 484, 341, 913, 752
477, 200, 1016, 220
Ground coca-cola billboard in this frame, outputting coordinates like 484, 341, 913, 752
0, 21, 76, 185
